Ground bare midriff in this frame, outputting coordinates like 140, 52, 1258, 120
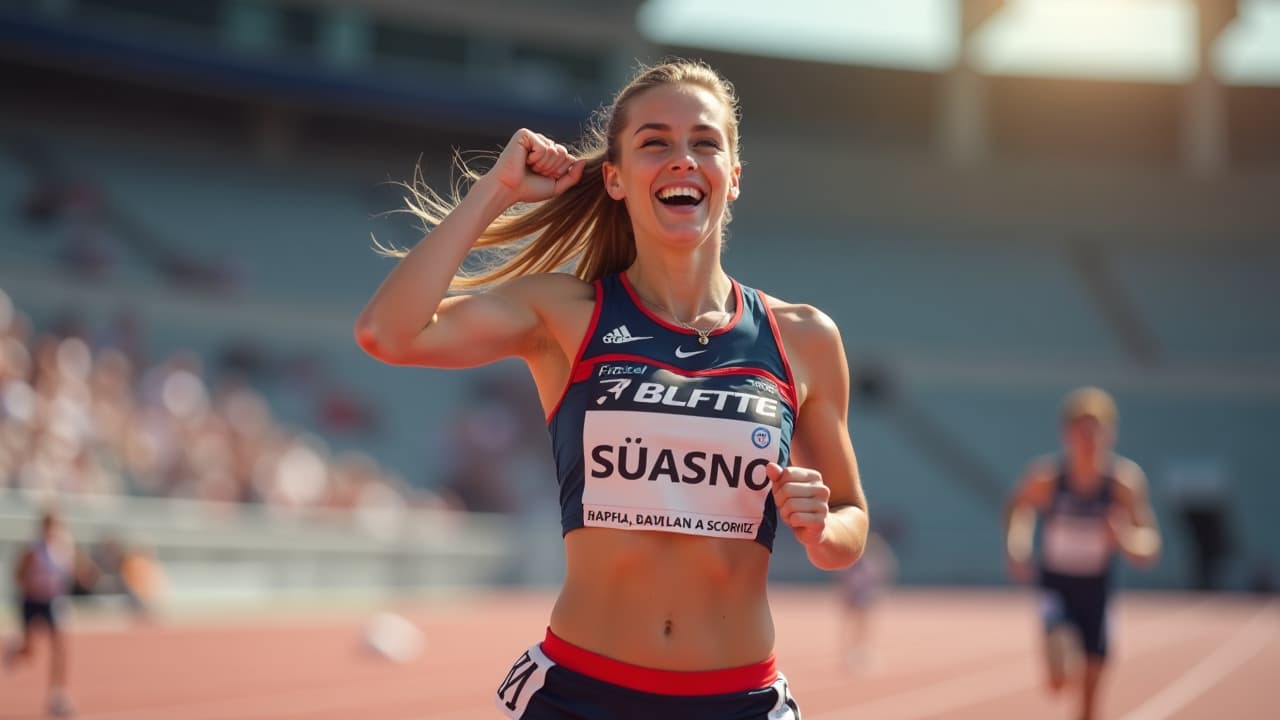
549, 527, 774, 671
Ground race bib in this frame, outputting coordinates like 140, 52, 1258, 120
582, 376, 782, 540
1042, 515, 1111, 576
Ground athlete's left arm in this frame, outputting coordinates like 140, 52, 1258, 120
14, 547, 33, 594
766, 303, 868, 571
1111, 459, 1162, 567
72, 541, 102, 592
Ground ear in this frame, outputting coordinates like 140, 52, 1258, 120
602, 161, 625, 201
727, 162, 742, 202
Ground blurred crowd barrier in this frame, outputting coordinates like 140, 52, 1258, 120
0, 493, 518, 611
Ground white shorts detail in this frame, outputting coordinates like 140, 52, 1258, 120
767, 673, 800, 719
495, 642, 555, 718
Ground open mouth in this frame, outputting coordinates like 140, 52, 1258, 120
656, 186, 705, 207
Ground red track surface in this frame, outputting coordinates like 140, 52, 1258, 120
2, 589, 1274, 719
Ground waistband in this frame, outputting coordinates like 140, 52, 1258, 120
540, 627, 778, 696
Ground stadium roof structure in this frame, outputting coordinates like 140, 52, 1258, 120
639, 0, 1280, 86
2, 0, 1276, 174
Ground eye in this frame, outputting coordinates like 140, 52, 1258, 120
640, 138, 667, 148
696, 139, 723, 150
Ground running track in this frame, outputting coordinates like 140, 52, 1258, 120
2, 589, 1274, 719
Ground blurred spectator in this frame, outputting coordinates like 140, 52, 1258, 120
3, 508, 95, 717
95, 307, 148, 372
21, 174, 241, 294
1166, 459, 1233, 591
20, 179, 118, 281
89, 534, 168, 619
837, 531, 897, 673
159, 253, 243, 296
118, 543, 167, 616
316, 384, 379, 434
1248, 556, 1276, 595
58, 184, 117, 282
0, 286, 431, 522
218, 338, 273, 382
437, 367, 546, 514
277, 350, 381, 435
20, 178, 69, 225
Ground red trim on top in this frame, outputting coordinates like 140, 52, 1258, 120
584, 353, 796, 412
758, 293, 800, 411
545, 279, 604, 423
570, 359, 599, 385
541, 628, 777, 696
619, 272, 744, 340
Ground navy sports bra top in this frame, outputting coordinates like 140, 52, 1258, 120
1039, 460, 1118, 579
547, 273, 798, 551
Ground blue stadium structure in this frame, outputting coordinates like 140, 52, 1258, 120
1, 0, 1276, 592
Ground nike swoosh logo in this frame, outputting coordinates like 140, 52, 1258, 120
674, 347, 707, 358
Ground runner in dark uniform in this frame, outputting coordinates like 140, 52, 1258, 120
1005, 387, 1162, 720
4, 510, 91, 717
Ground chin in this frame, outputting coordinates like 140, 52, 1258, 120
655, 213, 724, 246
656, 227, 716, 249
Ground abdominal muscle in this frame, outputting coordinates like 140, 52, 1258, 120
549, 527, 775, 671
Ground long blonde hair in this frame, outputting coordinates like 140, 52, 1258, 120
389, 59, 741, 291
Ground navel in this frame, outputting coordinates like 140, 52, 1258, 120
663, 619, 673, 638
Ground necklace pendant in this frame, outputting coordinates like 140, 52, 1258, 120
698, 335, 709, 346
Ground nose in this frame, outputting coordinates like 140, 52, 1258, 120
669, 153, 696, 172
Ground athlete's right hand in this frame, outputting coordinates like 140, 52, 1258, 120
1006, 554, 1034, 585
485, 128, 585, 205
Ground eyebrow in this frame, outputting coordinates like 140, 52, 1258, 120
633, 123, 723, 136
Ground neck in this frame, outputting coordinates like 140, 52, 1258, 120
1067, 451, 1109, 480
624, 241, 733, 326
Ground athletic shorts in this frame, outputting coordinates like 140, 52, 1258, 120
1039, 571, 1110, 658
19, 598, 61, 631
495, 629, 801, 719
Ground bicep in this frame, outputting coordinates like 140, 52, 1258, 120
1118, 466, 1158, 528
788, 317, 864, 510
367, 282, 545, 369
1010, 463, 1055, 512
792, 394, 863, 510
15, 550, 31, 581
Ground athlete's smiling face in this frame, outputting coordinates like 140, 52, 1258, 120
603, 83, 741, 249
40, 513, 61, 541
1063, 416, 1114, 464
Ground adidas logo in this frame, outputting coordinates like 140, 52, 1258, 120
602, 324, 653, 344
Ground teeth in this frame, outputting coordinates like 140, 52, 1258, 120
657, 186, 704, 201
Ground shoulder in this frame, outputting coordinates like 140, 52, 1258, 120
1024, 454, 1060, 480
760, 293, 843, 357
486, 273, 595, 333
1016, 455, 1059, 501
496, 272, 594, 305
498, 273, 597, 361
760, 294, 846, 406
1111, 455, 1149, 499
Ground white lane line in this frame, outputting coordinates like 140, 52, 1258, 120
1118, 602, 1277, 720
805, 659, 1038, 720
76, 597, 1241, 720
804, 598, 1222, 720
